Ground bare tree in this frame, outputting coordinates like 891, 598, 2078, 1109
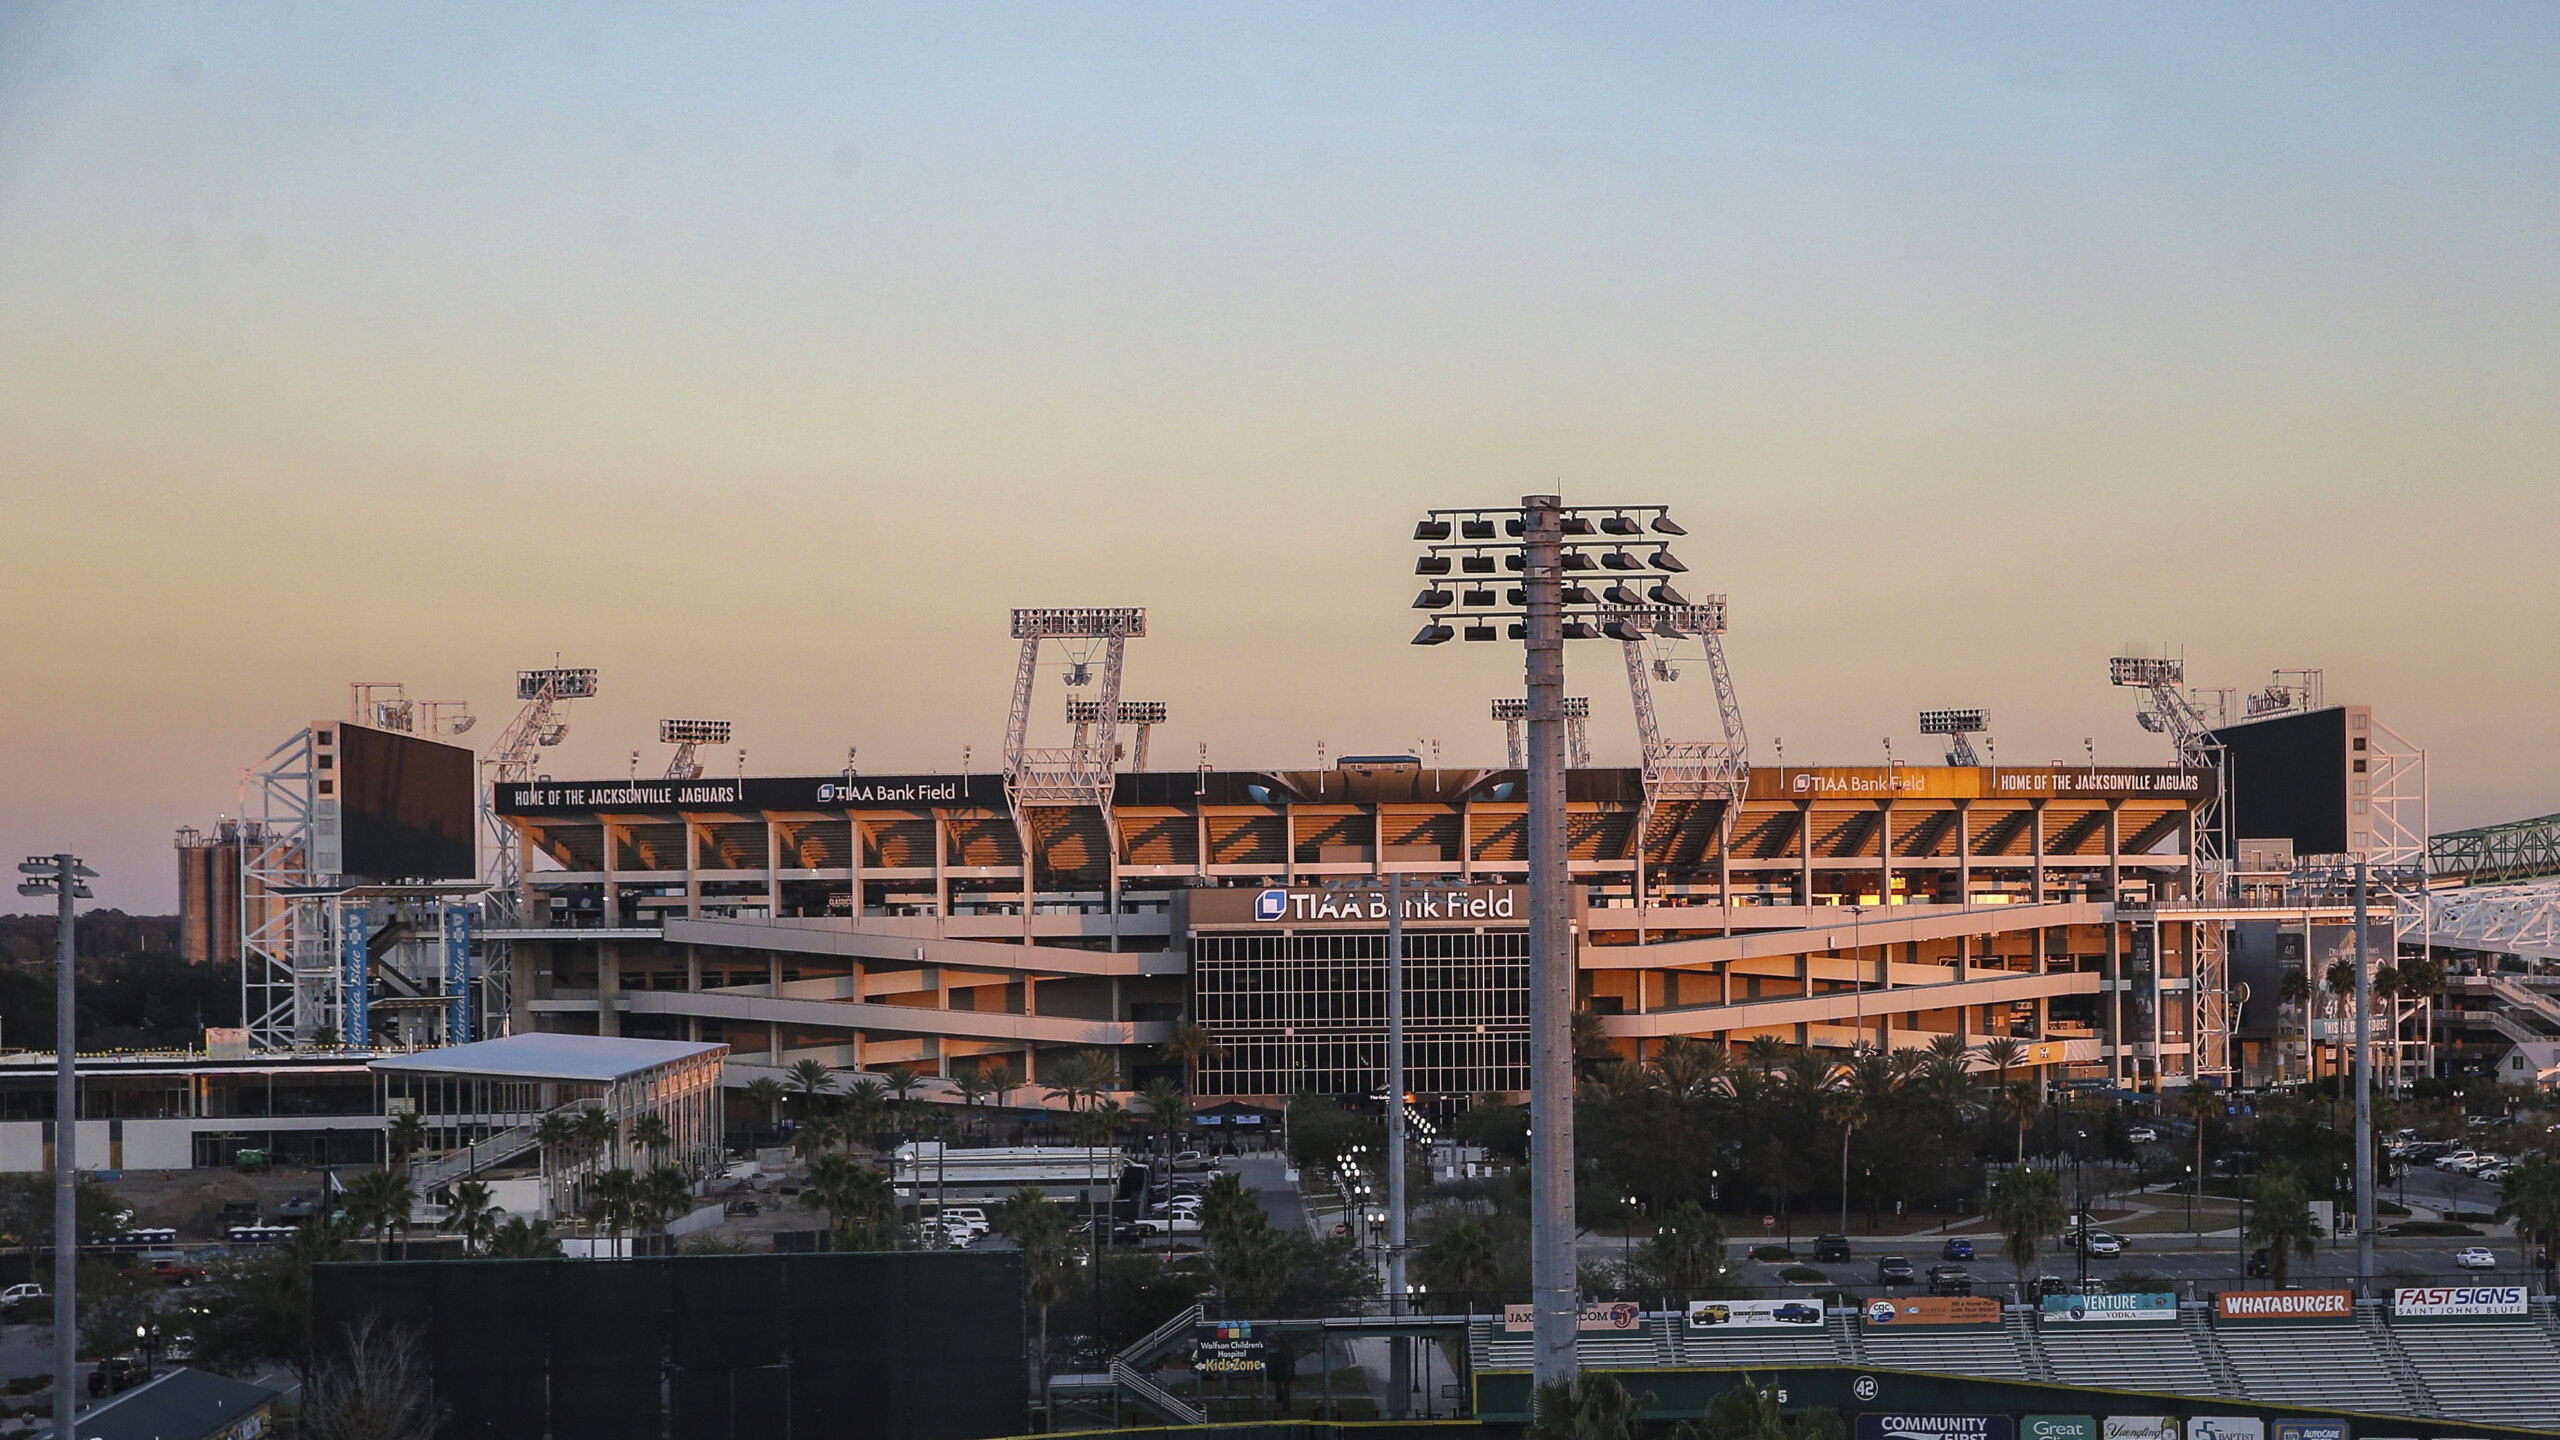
302, 1315, 443, 1440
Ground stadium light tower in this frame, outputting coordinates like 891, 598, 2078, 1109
1409, 493, 1686, 1388
1919, 708, 1989, 766
19, 853, 92, 1440
1491, 695, 1590, 769
658, 719, 732, 781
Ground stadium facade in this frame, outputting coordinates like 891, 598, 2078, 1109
489, 757, 2225, 1100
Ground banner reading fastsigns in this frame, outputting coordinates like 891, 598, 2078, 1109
1686, 1298, 1828, 1332
1861, 1296, 2002, 1330
2213, 1289, 2353, 1324
2393, 1284, 2527, 1319
1190, 884, 1525, 929
1503, 1302, 1644, 1333
1855, 1415, 2013, 1440
2039, 1292, 2178, 1326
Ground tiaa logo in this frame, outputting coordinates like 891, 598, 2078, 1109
1793, 773, 1816, 793
1254, 889, 1289, 922
817, 784, 838, 801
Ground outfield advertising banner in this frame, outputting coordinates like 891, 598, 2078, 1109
2213, 1290, 2353, 1324
2101, 1419, 2176, 1440
2185, 1421, 2264, 1440
1861, 1296, 2003, 1330
1503, 1301, 1644, 1333
2038, 1292, 2178, 1326
2021, 1418, 2097, 1440
1855, 1416, 2012, 1440
1685, 1299, 1829, 1332
2392, 1284, 2527, 1319
2268, 1423, 2346, 1440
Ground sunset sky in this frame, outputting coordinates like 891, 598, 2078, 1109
5, 4, 2556, 909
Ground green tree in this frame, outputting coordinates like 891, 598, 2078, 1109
995, 1187, 1075, 1375
438, 1178, 502, 1255
744, 1076, 789, 1131
953, 1068, 996, 1137
790, 1110, 842, 1163
1988, 1165, 2064, 1290
1527, 1369, 1646, 1440
1641, 1200, 1731, 1297
486, 1217, 563, 1258
386, 1110, 428, 1167
839, 1076, 891, 1154
980, 1060, 1020, 1113
1160, 1020, 1227, 1090
1695, 1372, 1844, 1440
584, 1167, 642, 1256
189, 1218, 356, 1388
2181, 1084, 2227, 1229
1417, 1216, 1505, 1306
535, 1110, 578, 1188
629, 1113, 673, 1164
2246, 1164, 2324, 1288
787, 1058, 837, 1108
801, 1152, 898, 1250
346, 1167, 416, 1261
2496, 1154, 2560, 1278
571, 1104, 618, 1170
1998, 1080, 2043, 1166
642, 1164, 696, 1240
1135, 1077, 1189, 1156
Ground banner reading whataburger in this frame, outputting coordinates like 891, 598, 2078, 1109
2214, 1289, 2353, 1323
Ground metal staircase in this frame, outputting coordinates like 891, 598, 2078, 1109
2182, 1308, 2245, 1400
2358, 1302, 2440, 1417
1109, 1302, 1206, 1425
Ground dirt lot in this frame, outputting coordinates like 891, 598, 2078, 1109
100, 1165, 351, 1239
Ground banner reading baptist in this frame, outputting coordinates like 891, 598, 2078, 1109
2393, 1284, 2527, 1318
2214, 1290, 2353, 1323
2038, 1292, 2178, 1325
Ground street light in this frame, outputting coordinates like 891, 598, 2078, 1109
1407, 495, 1687, 1388
18, 854, 90, 1440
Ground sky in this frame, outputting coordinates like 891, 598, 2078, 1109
3, 4, 2556, 910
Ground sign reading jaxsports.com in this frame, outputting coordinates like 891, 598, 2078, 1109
2213, 1289, 2353, 1323
1502, 1301, 1643, 1333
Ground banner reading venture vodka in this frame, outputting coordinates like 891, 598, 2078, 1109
2393, 1284, 2528, 1319
2039, 1292, 2178, 1326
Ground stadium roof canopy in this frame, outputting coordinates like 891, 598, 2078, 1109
371, 1033, 724, 1083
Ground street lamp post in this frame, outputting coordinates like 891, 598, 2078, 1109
18, 855, 91, 1440
2073, 1128, 2090, 1291
1408, 495, 1691, 1388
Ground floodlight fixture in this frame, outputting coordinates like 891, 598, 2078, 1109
1413, 588, 1453, 609
1461, 519, 1497, 539
1413, 623, 1454, 645
1463, 624, 1499, 642
1011, 607, 1146, 639
659, 719, 732, 746
1561, 586, 1598, 605
1599, 515, 1640, 536
1491, 697, 1590, 719
1560, 515, 1596, 536
1415, 555, 1452, 575
517, 667, 599, 700
1560, 551, 1594, 571
1647, 582, 1688, 606
1919, 708, 1989, 736
1601, 550, 1641, 571
1650, 515, 1686, 535
1649, 549, 1688, 572
1604, 584, 1644, 606
1462, 588, 1497, 607
1461, 554, 1497, 573
2109, 656, 2183, 687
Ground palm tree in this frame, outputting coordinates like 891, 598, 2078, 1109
1417, 1216, 1503, 1307
787, 1058, 837, 1113
839, 1077, 890, 1156
1977, 1036, 2026, 1095
1645, 1198, 1727, 1294
790, 1111, 842, 1163
1740, 1035, 1792, 1077
1998, 1079, 2043, 1165
1135, 1077, 1189, 1157
1041, 1050, 1113, 1114
802, 1152, 899, 1250
439, 1178, 502, 1256
2247, 1165, 2324, 1287
1198, 1170, 1258, 1249
1160, 1021, 1227, 1090
346, 1167, 416, 1261
629, 1113, 673, 1166
386, 1109, 429, 1169
642, 1164, 696, 1243
743, 1076, 789, 1133
1650, 1036, 1729, 1104
1526, 1370, 1645, 1440
981, 1059, 1020, 1114
487, 1216, 562, 1259
571, 1104, 619, 1171
994, 1188, 1074, 1377
953, 1068, 995, 1138
1834, 1049, 1896, 1232
1988, 1164, 2064, 1292
585, 1168, 642, 1257
2496, 1154, 2560, 1284
880, 1064, 925, 1112
2179, 1084, 2226, 1231
1069, 1098, 1125, 1147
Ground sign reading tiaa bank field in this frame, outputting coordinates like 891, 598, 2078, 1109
2393, 1284, 2526, 1319
1855, 1416, 2012, 1440
2039, 1291, 2178, 1325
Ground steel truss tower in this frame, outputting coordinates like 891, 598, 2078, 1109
1492, 696, 1589, 769
479, 667, 595, 1038
1005, 609, 1147, 870
1614, 600, 1749, 886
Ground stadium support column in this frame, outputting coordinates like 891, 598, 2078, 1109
2355, 860, 2375, 1290
1522, 494, 1576, 1390
1386, 871, 1410, 1415
16, 855, 89, 1440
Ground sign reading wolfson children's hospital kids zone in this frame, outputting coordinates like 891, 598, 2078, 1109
2213, 1289, 2353, 1324
1856, 1415, 2012, 1440
2039, 1291, 2178, 1325
2393, 1284, 2528, 1319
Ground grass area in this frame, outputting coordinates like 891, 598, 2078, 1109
2112, 1204, 2241, 1234
1776, 1265, 1828, 1284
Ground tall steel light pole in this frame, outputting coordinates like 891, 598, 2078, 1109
19, 855, 92, 1440
1385, 871, 1410, 1417
2354, 859, 2375, 1291
1408, 494, 1689, 1388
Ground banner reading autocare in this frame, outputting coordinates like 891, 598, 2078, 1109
1686, 1299, 1828, 1332
1855, 1415, 2013, 1440
1503, 1301, 1645, 1333
2038, 1292, 2177, 1326
1861, 1296, 2002, 1329
2214, 1290, 2353, 1324
2393, 1284, 2527, 1319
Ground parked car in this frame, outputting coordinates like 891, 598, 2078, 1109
1814, 1234, 1853, 1263
2434, 1150, 2481, 1172
122, 1258, 208, 1288
1926, 1265, 1973, 1297
1132, 1213, 1201, 1238
2083, 1231, 2125, 1258
1170, 1151, 1210, 1171
0, 1284, 47, 1308
2127, 1126, 2159, 1144
2247, 1247, 2271, 1278
2455, 1246, 2499, 1270
1875, 1256, 1914, 1286
1939, 1238, 1974, 1261
276, 1194, 318, 1220
87, 1354, 148, 1398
